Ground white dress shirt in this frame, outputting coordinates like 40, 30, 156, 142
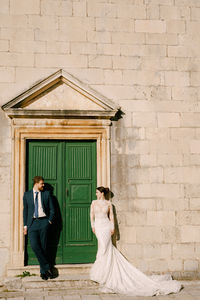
24, 189, 46, 230
33, 189, 46, 218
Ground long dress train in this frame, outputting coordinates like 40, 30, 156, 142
90, 199, 182, 297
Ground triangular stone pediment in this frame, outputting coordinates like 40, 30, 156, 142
26, 83, 104, 111
2, 69, 120, 119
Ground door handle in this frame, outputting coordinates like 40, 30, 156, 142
66, 188, 68, 196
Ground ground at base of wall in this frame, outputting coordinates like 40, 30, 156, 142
0, 276, 200, 300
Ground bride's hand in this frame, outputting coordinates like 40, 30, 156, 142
111, 229, 114, 235
92, 227, 95, 234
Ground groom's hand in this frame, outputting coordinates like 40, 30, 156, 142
23, 227, 28, 235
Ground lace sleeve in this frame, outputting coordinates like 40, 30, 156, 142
108, 201, 114, 231
90, 200, 95, 229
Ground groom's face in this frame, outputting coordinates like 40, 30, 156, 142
37, 180, 45, 191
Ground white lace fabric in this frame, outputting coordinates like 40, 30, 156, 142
90, 199, 114, 231
90, 200, 182, 296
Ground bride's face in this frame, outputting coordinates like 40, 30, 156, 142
96, 189, 103, 199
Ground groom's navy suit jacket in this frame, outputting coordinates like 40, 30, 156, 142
23, 189, 55, 228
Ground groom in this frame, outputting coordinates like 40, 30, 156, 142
23, 176, 55, 280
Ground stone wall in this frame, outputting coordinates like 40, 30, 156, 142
0, 109, 11, 278
0, 0, 200, 278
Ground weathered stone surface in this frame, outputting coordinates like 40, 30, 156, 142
173, 244, 195, 259
0, 214, 10, 247
184, 260, 199, 272
0, 249, 9, 278
135, 20, 166, 33
0, 0, 200, 280
3, 277, 22, 291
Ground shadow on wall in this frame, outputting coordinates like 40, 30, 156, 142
105, 190, 120, 247
44, 183, 63, 267
111, 109, 125, 122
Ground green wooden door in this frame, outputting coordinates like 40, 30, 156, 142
26, 140, 97, 265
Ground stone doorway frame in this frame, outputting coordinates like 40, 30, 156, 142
10, 118, 111, 268
1, 70, 120, 272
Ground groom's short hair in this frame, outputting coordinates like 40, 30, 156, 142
33, 176, 44, 185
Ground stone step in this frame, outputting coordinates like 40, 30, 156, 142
7, 264, 92, 277
3, 274, 99, 293
0, 287, 102, 299
23, 274, 98, 290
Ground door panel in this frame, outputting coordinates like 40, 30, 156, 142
68, 207, 92, 242
26, 140, 97, 265
68, 146, 92, 179
26, 141, 63, 265
70, 184, 91, 203
31, 144, 58, 179
64, 142, 97, 263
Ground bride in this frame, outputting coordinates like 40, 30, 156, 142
89, 186, 182, 296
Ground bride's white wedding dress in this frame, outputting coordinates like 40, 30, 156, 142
90, 199, 182, 296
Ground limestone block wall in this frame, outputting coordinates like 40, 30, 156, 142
0, 0, 200, 278
0, 110, 11, 278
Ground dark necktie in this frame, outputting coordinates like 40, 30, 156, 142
34, 192, 39, 218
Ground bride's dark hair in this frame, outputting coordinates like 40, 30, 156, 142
96, 186, 110, 196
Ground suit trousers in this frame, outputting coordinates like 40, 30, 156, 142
28, 217, 50, 274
